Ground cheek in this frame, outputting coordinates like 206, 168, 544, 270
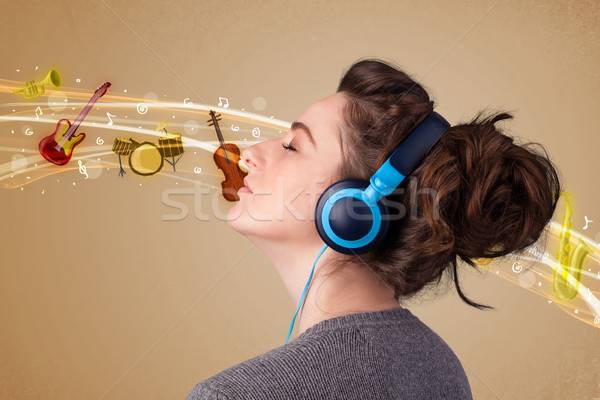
256, 159, 338, 217
246, 174, 310, 223
289, 160, 338, 193
280, 176, 334, 223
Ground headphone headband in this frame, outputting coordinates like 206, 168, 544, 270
389, 112, 451, 175
363, 111, 450, 204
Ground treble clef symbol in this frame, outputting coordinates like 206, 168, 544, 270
77, 160, 89, 179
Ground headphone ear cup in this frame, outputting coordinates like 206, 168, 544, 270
315, 178, 390, 255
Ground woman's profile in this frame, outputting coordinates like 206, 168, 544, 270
186, 59, 561, 399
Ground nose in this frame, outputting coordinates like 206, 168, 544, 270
241, 147, 257, 171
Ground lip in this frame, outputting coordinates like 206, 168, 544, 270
240, 177, 253, 194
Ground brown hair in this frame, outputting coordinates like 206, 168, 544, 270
329, 59, 562, 310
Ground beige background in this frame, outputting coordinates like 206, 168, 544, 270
1, 0, 599, 399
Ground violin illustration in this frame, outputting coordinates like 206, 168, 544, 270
38, 82, 111, 166
207, 110, 247, 202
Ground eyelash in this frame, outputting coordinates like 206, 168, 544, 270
282, 141, 297, 151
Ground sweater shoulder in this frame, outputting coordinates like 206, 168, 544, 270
186, 328, 374, 400
186, 308, 473, 399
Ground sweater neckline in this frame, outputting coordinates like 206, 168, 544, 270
298, 306, 413, 337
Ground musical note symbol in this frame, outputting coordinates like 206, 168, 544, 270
106, 112, 116, 126
583, 216, 593, 230
77, 160, 89, 179
252, 127, 261, 138
218, 97, 229, 108
184, 98, 194, 107
35, 106, 43, 120
231, 125, 240, 132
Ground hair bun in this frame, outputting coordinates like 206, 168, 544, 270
441, 110, 560, 261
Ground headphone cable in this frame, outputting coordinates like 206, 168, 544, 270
285, 243, 329, 344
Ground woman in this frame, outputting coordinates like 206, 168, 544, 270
186, 59, 561, 399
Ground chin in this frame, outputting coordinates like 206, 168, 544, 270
226, 203, 245, 230
226, 204, 259, 236
226, 198, 313, 239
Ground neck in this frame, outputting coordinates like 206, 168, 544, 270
247, 235, 401, 336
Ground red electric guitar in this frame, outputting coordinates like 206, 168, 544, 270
39, 82, 111, 165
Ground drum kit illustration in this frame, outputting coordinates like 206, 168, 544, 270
112, 132, 184, 177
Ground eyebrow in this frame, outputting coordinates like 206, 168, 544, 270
291, 121, 317, 149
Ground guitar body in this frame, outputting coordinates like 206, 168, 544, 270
39, 119, 86, 166
37, 82, 110, 166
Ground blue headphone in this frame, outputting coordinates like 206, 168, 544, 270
284, 111, 450, 344
315, 111, 451, 255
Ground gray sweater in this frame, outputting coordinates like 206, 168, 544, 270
186, 307, 473, 399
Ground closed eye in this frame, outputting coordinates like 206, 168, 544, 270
282, 142, 297, 151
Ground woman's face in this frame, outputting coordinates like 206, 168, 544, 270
227, 92, 347, 243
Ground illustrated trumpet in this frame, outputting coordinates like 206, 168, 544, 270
13, 68, 61, 99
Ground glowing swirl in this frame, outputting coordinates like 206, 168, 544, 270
137, 103, 149, 114
512, 261, 523, 273
193, 167, 202, 174
96, 137, 104, 145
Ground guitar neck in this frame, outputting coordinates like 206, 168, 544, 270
64, 91, 103, 139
